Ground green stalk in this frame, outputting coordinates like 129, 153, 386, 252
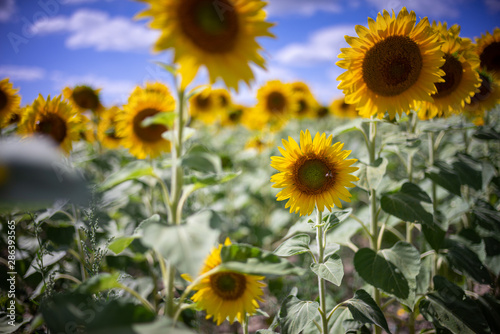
428, 132, 437, 214
242, 314, 249, 334
316, 208, 329, 334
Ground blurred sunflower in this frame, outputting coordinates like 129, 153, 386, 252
98, 106, 123, 149
18, 95, 80, 154
417, 22, 480, 120
337, 8, 445, 119
476, 28, 500, 75
245, 135, 273, 153
464, 72, 500, 125
271, 130, 359, 216
314, 105, 330, 119
189, 87, 220, 125
136, 0, 274, 90
212, 88, 232, 109
290, 81, 313, 95
182, 238, 265, 325
256, 80, 295, 130
63, 85, 104, 113
76, 114, 96, 143
116, 87, 176, 159
292, 91, 318, 119
128, 82, 172, 103
220, 104, 246, 127
241, 106, 267, 131
330, 97, 358, 119
0, 78, 21, 127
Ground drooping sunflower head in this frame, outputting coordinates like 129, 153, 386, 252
63, 85, 104, 113
17, 94, 80, 154
337, 7, 445, 119
256, 80, 295, 130
271, 130, 359, 217
464, 71, 500, 123
137, 0, 275, 90
116, 87, 176, 159
183, 238, 266, 326
0, 78, 22, 126
98, 106, 123, 149
330, 97, 358, 119
475, 28, 500, 75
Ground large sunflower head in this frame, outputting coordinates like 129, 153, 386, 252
0, 78, 22, 127
189, 87, 221, 125
63, 85, 104, 113
464, 71, 500, 123
330, 96, 358, 119
416, 23, 481, 119
136, 0, 275, 90
183, 238, 266, 326
17, 95, 80, 154
271, 130, 359, 217
337, 8, 445, 119
256, 80, 295, 130
116, 87, 176, 159
475, 28, 500, 75
97, 106, 123, 149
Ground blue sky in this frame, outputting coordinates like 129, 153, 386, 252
1, 0, 499, 107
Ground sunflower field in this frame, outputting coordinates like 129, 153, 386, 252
1, 2, 500, 334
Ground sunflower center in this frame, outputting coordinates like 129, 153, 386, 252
0, 90, 7, 111
296, 158, 335, 193
480, 41, 500, 73
432, 54, 463, 99
219, 95, 229, 107
362, 35, 423, 96
132, 108, 167, 143
468, 73, 493, 107
195, 94, 212, 110
316, 107, 329, 118
229, 108, 243, 122
210, 272, 247, 300
297, 99, 308, 114
8, 112, 20, 124
266, 92, 286, 113
35, 113, 67, 144
179, 0, 239, 53
72, 87, 100, 110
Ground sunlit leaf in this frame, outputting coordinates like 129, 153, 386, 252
274, 234, 311, 257
310, 254, 344, 286
100, 161, 156, 191
278, 295, 321, 334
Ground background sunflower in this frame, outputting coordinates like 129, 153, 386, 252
0, 78, 22, 127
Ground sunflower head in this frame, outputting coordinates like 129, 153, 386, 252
330, 97, 358, 119
464, 71, 500, 121
220, 104, 246, 127
17, 94, 80, 154
63, 85, 104, 113
189, 87, 221, 125
256, 80, 295, 130
475, 28, 500, 75
98, 106, 123, 149
137, 0, 274, 90
337, 7, 445, 119
291, 89, 318, 119
128, 82, 172, 103
0, 78, 22, 127
271, 130, 359, 216
314, 105, 330, 119
183, 238, 266, 326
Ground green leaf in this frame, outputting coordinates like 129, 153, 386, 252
381, 192, 433, 226
310, 254, 344, 286
186, 85, 209, 100
425, 161, 461, 196
220, 244, 306, 276
354, 242, 420, 307
452, 154, 482, 190
324, 208, 353, 232
476, 294, 500, 333
400, 182, 432, 203
89, 317, 195, 334
182, 150, 222, 174
141, 112, 176, 128
473, 126, 500, 141
344, 289, 391, 333
472, 200, 500, 232
76, 273, 122, 294
422, 219, 446, 251
278, 295, 321, 334
445, 239, 492, 285
108, 235, 141, 255
419, 276, 490, 334
185, 171, 240, 191
274, 234, 311, 257
331, 118, 364, 138
356, 158, 388, 191
481, 161, 496, 190
100, 161, 156, 191
152, 61, 177, 76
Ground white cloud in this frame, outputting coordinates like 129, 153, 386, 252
266, 0, 342, 16
484, 0, 500, 12
364, 0, 463, 18
0, 65, 46, 81
274, 25, 355, 67
31, 9, 159, 52
0, 0, 16, 22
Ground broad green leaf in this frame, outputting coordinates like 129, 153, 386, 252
185, 171, 240, 190
24, 251, 66, 278
89, 317, 195, 334
182, 151, 222, 174
324, 208, 353, 232
420, 276, 490, 334
76, 273, 122, 294
344, 289, 391, 333
476, 294, 500, 333
472, 200, 500, 232
425, 161, 461, 196
381, 192, 433, 226
354, 242, 420, 307
422, 219, 446, 251
473, 126, 500, 140
356, 158, 388, 191
186, 85, 209, 100
400, 182, 432, 203
274, 234, 311, 257
100, 161, 156, 191
0, 316, 30, 334
278, 295, 321, 334
108, 235, 141, 255
328, 307, 353, 334
141, 111, 176, 128
152, 61, 177, 76
481, 161, 496, 190
256, 330, 279, 334
445, 239, 492, 285
310, 254, 344, 286
331, 118, 364, 138
452, 153, 482, 190
220, 244, 306, 276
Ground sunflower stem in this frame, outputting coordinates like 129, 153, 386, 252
316, 208, 329, 334
428, 132, 437, 214
242, 314, 249, 334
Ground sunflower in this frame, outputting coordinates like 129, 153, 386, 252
63, 85, 104, 113
337, 8, 445, 119
290, 81, 313, 95
416, 23, 481, 119
17, 95, 80, 154
271, 130, 359, 216
476, 28, 500, 75
189, 87, 220, 125
291, 90, 318, 119
136, 0, 274, 90
116, 87, 176, 159
220, 104, 247, 127
0, 78, 21, 127
182, 238, 265, 326
76, 114, 96, 143
330, 97, 358, 119
128, 82, 172, 103
256, 80, 295, 130
314, 105, 330, 119
98, 106, 123, 149
240, 106, 267, 131
245, 135, 273, 152
464, 72, 500, 124
212, 88, 232, 109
